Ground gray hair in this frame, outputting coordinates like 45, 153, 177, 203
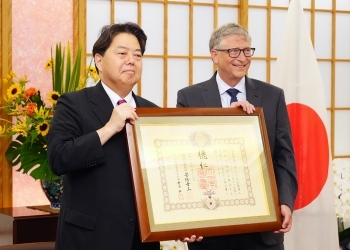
209, 23, 252, 50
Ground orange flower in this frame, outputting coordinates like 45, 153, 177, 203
25, 102, 37, 116
23, 87, 38, 100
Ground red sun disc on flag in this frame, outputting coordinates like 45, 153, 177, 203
287, 103, 329, 210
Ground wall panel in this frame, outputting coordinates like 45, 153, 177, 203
0, 0, 12, 208
85, 0, 350, 165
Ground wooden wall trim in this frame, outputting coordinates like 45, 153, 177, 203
0, 0, 13, 208
239, 0, 248, 28
73, 0, 86, 73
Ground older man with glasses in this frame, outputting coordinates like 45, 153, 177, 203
177, 22, 298, 250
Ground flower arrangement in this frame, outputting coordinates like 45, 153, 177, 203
160, 241, 188, 250
0, 42, 99, 181
333, 158, 350, 243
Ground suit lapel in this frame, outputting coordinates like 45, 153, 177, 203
90, 82, 114, 126
90, 82, 129, 147
201, 73, 222, 107
245, 76, 262, 107
132, 92, 145, 107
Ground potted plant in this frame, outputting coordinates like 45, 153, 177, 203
0, 42, 99, 208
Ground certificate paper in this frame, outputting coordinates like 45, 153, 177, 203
126, 108, 281, 242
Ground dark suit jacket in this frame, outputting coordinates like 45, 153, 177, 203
177, 73, 298, 246
47, 82, 159, 250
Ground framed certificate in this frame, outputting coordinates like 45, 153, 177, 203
126, 108, 281, 242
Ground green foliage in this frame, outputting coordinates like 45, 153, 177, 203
1, 42, 99, 181
1, 42, 87, 181
5, 135, 58, 180
52, 42, 83, 94
339, 227, 350, 242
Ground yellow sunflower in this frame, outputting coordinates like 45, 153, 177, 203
87, 66, 97, 74
6, 83, 22, 100
3, 70, 16, 83
77, 76, 86, 90
45, 59, 53, 70
36, 121, 50, 136
86, 66, 99, 82
47, 91, 60, 105
9, 70, 16, 77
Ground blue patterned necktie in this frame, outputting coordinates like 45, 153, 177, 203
226, 88, 240, 103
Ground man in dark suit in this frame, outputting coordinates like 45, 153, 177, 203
177, 23, 298, 250
47, 22, 159, 250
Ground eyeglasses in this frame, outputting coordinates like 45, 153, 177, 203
215, 48, 255, 58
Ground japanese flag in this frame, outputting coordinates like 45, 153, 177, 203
271, 0, 338, 249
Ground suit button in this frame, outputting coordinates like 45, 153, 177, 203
129, 219, 135, 225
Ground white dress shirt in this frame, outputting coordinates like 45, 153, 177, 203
101, 81, 136, 108
216, 73, 247, 108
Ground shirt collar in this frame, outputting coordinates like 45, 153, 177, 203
100, 81, 134, 107
216, 73, 246, 96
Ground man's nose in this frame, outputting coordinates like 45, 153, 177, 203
126, 52, 135, 64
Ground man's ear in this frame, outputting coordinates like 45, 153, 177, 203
94, 54, 102, 72
210, 49, 218, 64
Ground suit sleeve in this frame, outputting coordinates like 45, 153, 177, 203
273, 90, 298, 211
47, 93, 105, 175
176, 89, 188, 107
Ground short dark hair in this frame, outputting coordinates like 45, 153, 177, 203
92, 22, 147, 73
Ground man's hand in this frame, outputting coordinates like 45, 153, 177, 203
180, 235, 203, 243
97, 103, 138, 145
230, 100, 255, 114
274, 204, 293, 234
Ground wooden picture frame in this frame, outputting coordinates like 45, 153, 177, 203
126, 108, 281, 242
